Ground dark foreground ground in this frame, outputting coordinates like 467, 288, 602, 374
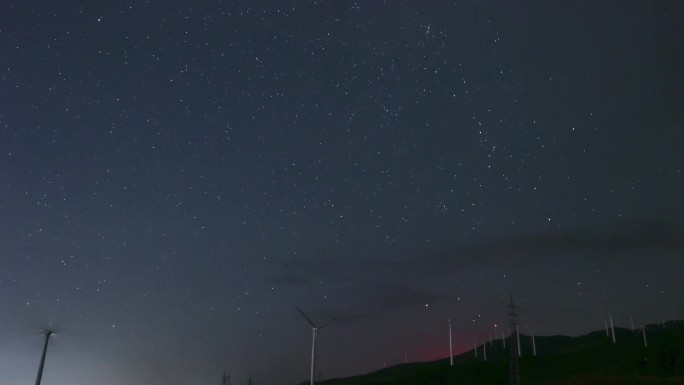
302, 321, 684, 385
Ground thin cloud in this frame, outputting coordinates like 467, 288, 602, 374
416, 216, 683, 274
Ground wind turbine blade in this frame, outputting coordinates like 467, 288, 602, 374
295, 306, 317, 328
318, 318, 337, 330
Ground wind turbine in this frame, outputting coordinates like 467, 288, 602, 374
609, 313, 616, 343
448, 319, 454, 366
637, 325, 647, 347
296, 307, 335, 385
531, 332, 536, 356
483, 338, 487, 362
35, 329, 54, 385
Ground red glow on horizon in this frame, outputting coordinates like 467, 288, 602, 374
409, 334, 481, 363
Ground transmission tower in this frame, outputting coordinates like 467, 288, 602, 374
507, 295, 520, 385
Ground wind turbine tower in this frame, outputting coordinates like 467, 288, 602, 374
296, 306, 335, 385
222, 371, 230, 385
35, 330, 53, 385
448, 319, 454, 366
638, 325, 648, 348
483, 338, 487, 362
609, 313, 616, 343
508, 295, 520, 385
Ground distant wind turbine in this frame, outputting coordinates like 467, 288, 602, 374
637, 325, 648, 348
483, 338, 487, 362
609, 313, 616, 343
296, 306, 336, 385
448, 319, 454, 366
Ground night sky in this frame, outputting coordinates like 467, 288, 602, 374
1, 1, 683, 384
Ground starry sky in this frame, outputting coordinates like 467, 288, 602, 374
1, 1, 683, 384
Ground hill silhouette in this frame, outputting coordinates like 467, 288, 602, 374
301, 321, 684, 385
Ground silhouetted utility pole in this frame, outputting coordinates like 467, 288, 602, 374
508, 295, 520, 385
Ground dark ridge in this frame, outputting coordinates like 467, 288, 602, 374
302, 321, 684, 385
